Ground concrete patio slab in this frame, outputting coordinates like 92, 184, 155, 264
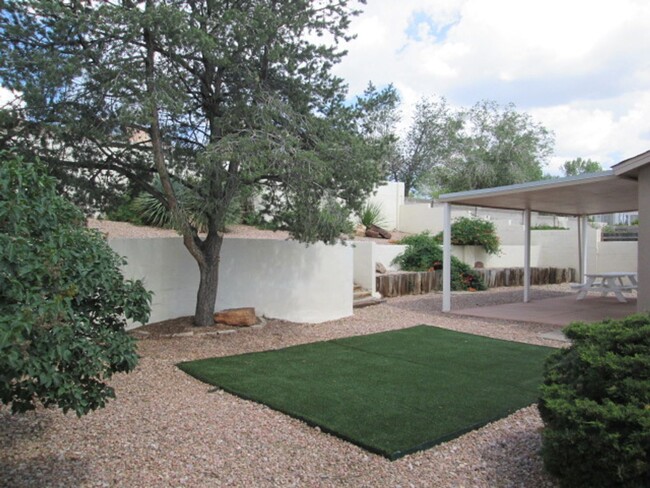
450, 294, 637, 327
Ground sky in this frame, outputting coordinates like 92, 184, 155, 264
2, 0, 648, 175
333, 0, 650, 175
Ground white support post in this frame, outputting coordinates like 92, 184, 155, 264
523, 209, 531, 303
442, 203, 452, 312
580, 215, 588, 283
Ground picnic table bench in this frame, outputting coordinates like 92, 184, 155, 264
571, 272, 638, 303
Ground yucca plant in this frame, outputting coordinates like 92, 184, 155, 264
358, 201, 387, 230
132, 177, 241, 233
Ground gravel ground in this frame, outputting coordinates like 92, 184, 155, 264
0, 286, 569, 488
2, 221, 566, 486
87, 218, 411, 243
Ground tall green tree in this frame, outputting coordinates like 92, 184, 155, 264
390, 96, 463, 197
0, 0, 382, 326
436, 100, 554, 192
353, 82, 400, 173
0, 154, 151, 416
562, 157, 602, 176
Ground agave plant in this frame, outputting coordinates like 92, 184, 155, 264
358, 201, 387, 230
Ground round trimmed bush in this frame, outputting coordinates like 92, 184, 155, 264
539, 314, 650, 487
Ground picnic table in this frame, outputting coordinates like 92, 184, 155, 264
573, 272, 638, 303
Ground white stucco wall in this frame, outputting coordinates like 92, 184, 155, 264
352, 241, 375, 294
365, 182, 405, 231
399, 204, 444, 234
109, 237, 353, 327
593, 241, 638, 273
375, 243, 407, 271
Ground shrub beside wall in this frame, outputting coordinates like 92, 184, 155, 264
539, 314, 650, 487
393, 233, 486, 291
434, 216, 501, 255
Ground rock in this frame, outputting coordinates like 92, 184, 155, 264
474, 261, 484, 269
376, 262, 387, 274
365, 229, 381, 238
214, 307, 257, 327
366, 225, 392, 239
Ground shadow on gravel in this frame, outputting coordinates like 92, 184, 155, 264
0, 411, 90, 487
475, 418, 559, 487
0, 455, 90, 488
0, 410, 51, 450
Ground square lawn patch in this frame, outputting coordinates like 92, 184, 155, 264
177, 325, 554, 460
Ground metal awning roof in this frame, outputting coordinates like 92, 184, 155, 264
438, 170, 638, 216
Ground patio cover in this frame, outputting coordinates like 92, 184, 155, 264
437, 170, 640, 312
438, 170, 638, 215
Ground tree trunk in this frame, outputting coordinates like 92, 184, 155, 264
193, 235, 224, 327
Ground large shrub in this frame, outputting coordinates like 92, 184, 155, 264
539, 314, 650, 487
393, 233, 486, 291
0, 154, 152, 416
434, 216, 500, 255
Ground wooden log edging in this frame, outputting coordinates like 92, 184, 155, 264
376, 267, 577, 298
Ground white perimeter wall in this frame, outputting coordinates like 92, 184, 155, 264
109, 237, 353, 328
365, 182, 405, 231
395, 203, 637, 274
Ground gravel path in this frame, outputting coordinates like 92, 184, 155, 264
1, 286, 568, 487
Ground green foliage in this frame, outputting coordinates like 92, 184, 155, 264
434, 100, 554, 193
389, 96, 464, 197
433, 217, 500, 255
0, 0, 383, 325
393, 233, 486, 291
531, 224, 569, 230
358, 201, 387, 229
538, 314, 650, 487
0, 154, 152, 416
105, 195, 146, 226
131, 176, 235, 233
562, 157, 602, 177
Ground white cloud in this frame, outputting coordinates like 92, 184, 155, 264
334, 0, 650, 170
532, 90, 650, 174
0, 87, 18, 106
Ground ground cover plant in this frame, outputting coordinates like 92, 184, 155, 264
539, 314, 650, 487
394, 233, 486, 290
179, 325, 553, 459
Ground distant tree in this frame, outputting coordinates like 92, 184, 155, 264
353, 82, 401, 173
0, 154, 151, 416
389, 97, 464, 196
0, 0, 383, 326
435, 100, 554, 192
562, 157, 602, 176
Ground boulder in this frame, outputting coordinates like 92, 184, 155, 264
376, 262, 387, 274
214, 307, 257, 327
366, 224, 392, 239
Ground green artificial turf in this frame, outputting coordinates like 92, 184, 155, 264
177, 325, 553, 460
